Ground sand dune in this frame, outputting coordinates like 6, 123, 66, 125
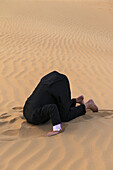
0, 0, 113, 170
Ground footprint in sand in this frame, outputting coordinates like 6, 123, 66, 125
0, 121, 8, 126
83, 114, 93, 120
0, 114, 11, 119
0, 113, 10, 126
1, 113, 8, 116
105, 116, 113, 119
98, 110, 113, 119
20, 115, 25, 120
2, 129, 19, 136
12, 106, 23, 112
9, 117, 19, 123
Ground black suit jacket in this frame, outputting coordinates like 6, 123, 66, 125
23, 71, 76, 122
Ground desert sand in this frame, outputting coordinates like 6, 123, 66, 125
0, 0, 113, 169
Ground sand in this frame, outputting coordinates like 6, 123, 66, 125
0, 0, 113, 169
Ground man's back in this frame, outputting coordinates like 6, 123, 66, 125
24, 70, 65, 109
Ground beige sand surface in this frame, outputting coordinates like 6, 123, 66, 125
0, 0, 113, 169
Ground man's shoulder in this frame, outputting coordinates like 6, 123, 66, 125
40, 70, 66, 86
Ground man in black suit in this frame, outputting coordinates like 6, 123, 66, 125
23, 71, 98, 136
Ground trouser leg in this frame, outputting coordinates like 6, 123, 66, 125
67, 104, 86, 121
49, 76, 86, 122
70, 98, 76, 107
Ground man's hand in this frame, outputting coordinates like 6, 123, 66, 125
46, 129, 63, 137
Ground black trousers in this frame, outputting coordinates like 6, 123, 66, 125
23, 74, 86, 126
